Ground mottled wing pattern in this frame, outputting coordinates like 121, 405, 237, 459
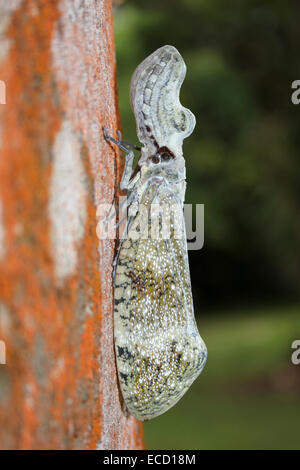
114, 184, 207, 421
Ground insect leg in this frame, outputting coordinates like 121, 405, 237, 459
117, 130, 142, 151
103, 128, 135, 191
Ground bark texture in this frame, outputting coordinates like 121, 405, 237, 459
0, 0, 144, 450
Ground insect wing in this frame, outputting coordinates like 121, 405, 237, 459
114, 189, 207, 421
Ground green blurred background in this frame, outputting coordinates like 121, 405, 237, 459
114, 0, 300, 449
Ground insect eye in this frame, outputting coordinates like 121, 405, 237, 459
149, 155, 160, 164
160, 152, 172, 162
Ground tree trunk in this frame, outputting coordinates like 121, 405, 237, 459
0, 0, 144, 450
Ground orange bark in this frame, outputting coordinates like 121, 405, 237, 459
0, 0, 143, 450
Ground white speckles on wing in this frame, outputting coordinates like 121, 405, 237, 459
114, 185, 207, 421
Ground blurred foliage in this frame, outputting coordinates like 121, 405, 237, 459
145, 305, 300, 449
114, 0, 300, 308
114, 4, 300, 449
